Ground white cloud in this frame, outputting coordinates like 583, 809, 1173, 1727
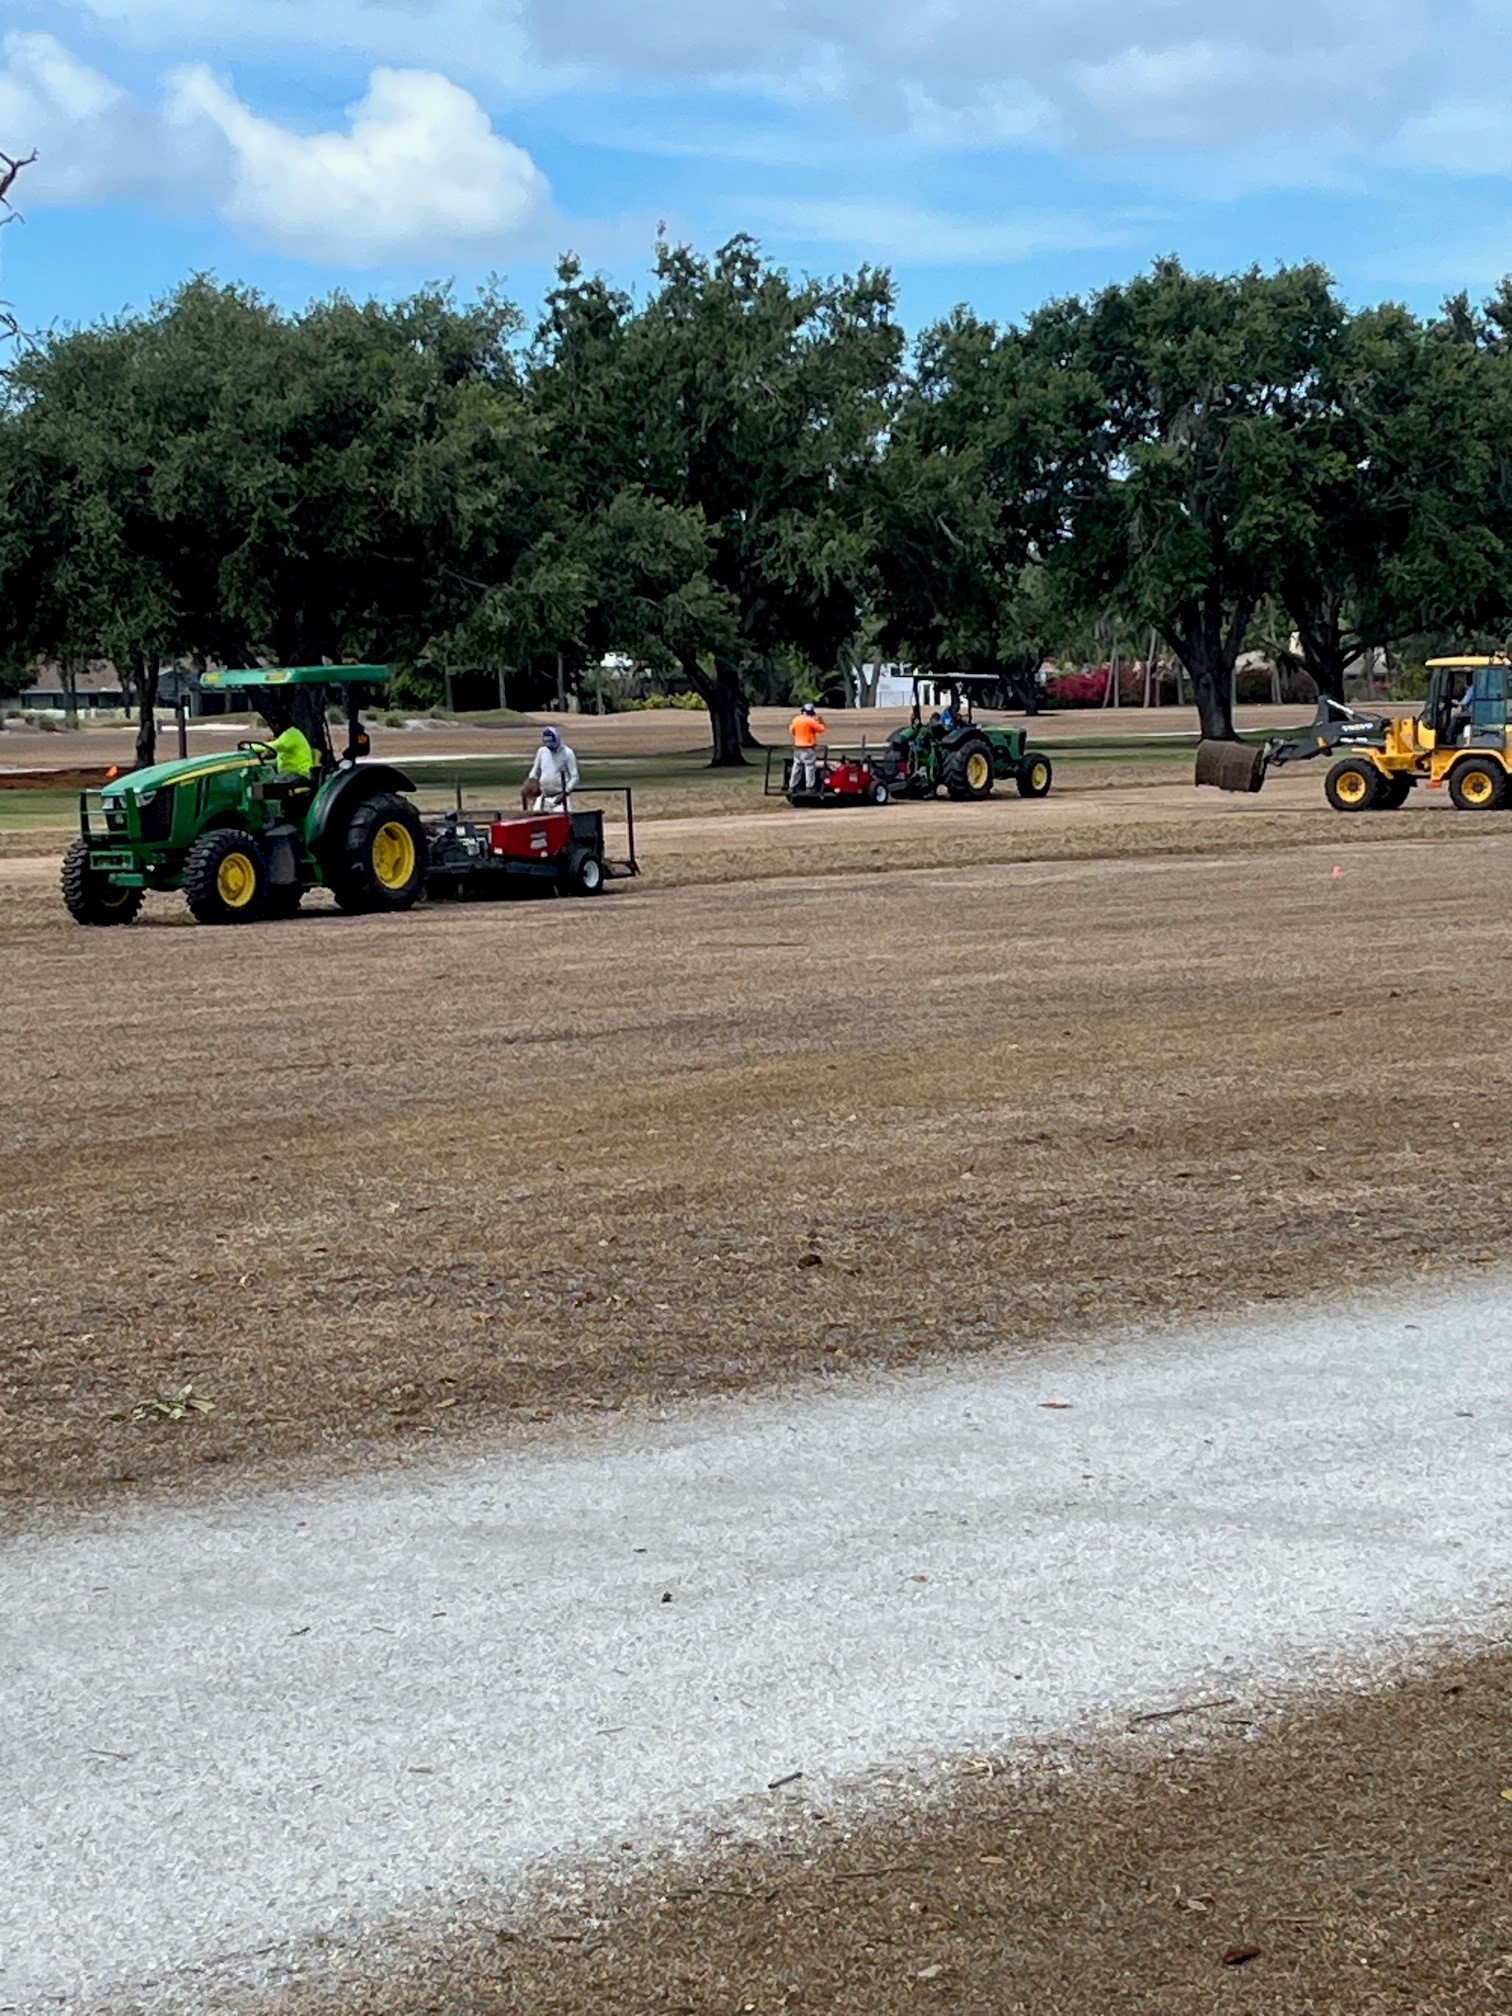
0, 32, 549, 265
0, 30, 226, 208
166, 64, 549, 263
28, 2, 1512, 197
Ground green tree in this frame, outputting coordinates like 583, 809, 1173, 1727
875, 309, 1071, 709
1018, 258, 1345, 739
2, 315, 185, 762
532, 240, 903, 763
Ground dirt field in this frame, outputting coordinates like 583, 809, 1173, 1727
5, 771, 1510, 2016
270, 1651, 1512, 2016
6, 804, 1512, 1520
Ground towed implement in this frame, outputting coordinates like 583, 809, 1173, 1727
424, 789, 639, 898
62, 666, 426, 926
764, 748, 893, 805
1195, 657, 1512, 811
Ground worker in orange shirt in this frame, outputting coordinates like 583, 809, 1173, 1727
787, 702, 828, 797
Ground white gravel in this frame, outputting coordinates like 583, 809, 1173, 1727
2, 1284, 1510, 2013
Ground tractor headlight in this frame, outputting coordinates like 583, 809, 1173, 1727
133, 789, 158, 808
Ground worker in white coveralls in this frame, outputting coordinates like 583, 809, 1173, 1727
524, 725, 581, 811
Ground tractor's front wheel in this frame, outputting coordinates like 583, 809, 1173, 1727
329, 792, 427, 914
943, 736, 995, 800
1449, 758, 1510, 811
184, 830, 269, 925
1325, 758, 1383, 812
61, 839, 144, 926
1016, 752, 1053, 799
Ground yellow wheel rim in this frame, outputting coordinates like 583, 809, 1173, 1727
1461, 768, 1497, 807
1336, 769, 1370, 805
1030, 760, 1049, 791
216, 851, 257, 909
966, 752, 991, 789
372, 821, 416, 890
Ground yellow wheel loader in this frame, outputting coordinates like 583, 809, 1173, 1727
1195, 658, 1512, 810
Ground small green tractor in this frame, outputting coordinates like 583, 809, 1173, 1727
62, 665, 427, 927
885, 674, 1053, 801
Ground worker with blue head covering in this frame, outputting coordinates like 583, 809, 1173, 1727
525, 723, 581, 812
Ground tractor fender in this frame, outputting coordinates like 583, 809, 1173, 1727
307, 764, 417, 860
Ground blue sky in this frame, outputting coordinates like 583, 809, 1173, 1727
1, 1, 1508, 339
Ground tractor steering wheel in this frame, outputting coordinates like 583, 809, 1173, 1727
238, 738, 273, 755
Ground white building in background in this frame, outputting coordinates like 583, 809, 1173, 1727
863, 664, 927, 707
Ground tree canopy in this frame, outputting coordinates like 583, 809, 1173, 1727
5, 237, 1512, 759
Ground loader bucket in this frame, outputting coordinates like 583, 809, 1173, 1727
1195, 739, 1268, 793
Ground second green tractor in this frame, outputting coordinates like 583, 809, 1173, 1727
885, 674, 1053, 801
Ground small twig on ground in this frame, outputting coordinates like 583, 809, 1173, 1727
1129, 1695, 1238, 1727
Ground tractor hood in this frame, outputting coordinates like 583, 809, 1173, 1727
102, 751, 259, 800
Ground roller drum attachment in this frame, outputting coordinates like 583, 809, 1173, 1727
1194, 739, 1268, 793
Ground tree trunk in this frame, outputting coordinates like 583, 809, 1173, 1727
60, 658, 79, 725
134, 658, 159, 768
682, 655, 749, 766
737, 685, 759, 751
1296, 623, 1348, 702
1165, 591, 1254, 742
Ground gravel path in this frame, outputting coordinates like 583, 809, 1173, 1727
3, 1285, 1509, 2013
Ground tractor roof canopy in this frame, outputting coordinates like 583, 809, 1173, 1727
1425, 656, 1511, 669
199, 665, 388, 690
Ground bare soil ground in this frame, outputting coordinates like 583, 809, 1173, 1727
6, 812, 1512, 1521
7, 782, 1510, 2016
267, 1652, 1512, 2016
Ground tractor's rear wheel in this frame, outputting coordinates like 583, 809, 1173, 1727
1449, 757, 1510, 811
184, 830, 269, 925
1016, 752, 1053, 798
943, 736, 995, 800
1325, 758, 1383, 812
329, 793, 427, 914
559, 844, 605, 896
61, 839, 143, 926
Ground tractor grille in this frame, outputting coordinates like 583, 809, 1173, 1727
137, 789, 173, 842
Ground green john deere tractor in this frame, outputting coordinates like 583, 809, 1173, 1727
886, 674, 1053, 802
62, 665, 427, 927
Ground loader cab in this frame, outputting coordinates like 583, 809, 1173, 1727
1423, 656, 1511, 749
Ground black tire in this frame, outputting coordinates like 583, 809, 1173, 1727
328, 792, 427, 914
559, 844, 605, 896
942, 735, 995, 801
264, 884, 305, 919
1016, 752, 1053, 799
868, 780, 890, 805
60, 839, 143, 926
183, 829, 268, 925
1375, 773, 1413, 810
1325, 758, 1384, 812
1448, 757, 1510, 811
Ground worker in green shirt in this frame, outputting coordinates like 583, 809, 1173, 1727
256, 723, 317, 781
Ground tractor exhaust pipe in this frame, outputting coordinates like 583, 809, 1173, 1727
1195, 739, 1269, 794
